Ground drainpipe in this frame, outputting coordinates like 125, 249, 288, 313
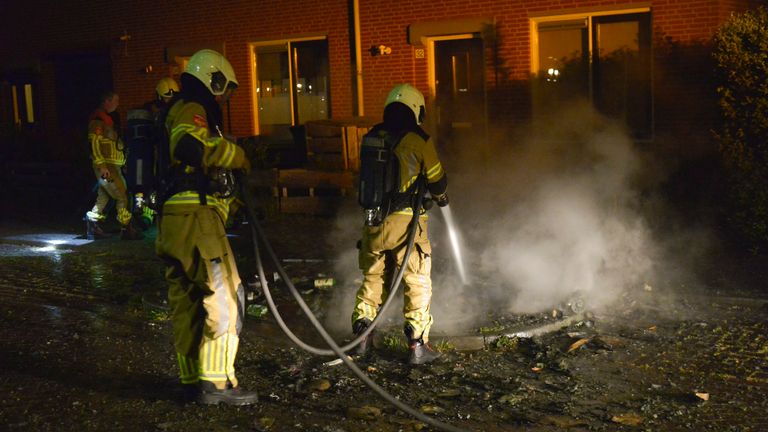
353, 0, 364, 116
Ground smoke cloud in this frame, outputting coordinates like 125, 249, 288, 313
324, 101, 672, 336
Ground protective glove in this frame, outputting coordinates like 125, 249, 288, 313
434, 192, 449, 207
99, 166, 111, 180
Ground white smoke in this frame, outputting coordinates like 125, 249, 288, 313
325, 101, 661, 336
429, 102, 657, 330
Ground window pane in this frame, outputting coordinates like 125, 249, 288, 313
11, 85, 20, 125
593, 14, 652, 139
293, 40, 330, 124
24, 84, 34, 123
594, 21, 638, 119
256, 44, 292, 142
451, 52, 470, 94
534, 21, 589, 118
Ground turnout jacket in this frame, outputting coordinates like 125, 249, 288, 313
89, 109, 125, 167
367, 125, 447, 216
163, 99, 249, 222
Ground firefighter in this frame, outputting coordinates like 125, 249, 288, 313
352, 83, 449, 365
126, 77, 181, 228
154, 49, 256, 405
85, 90, 142, 240
155, 77, 180, 105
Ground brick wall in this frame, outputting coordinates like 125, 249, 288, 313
651, 0, 759, 156
107, 0, 354, 138
0, 0, 353, 142
357, 0, 760, 132
0, 0, 763, 161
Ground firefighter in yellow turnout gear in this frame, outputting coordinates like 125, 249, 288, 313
155, 49, 257, 405
85, 91, 142, 240
352, 84, 449, 365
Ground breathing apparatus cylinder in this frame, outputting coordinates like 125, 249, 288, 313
359, 132, 399, 226
125, 108, 156, 194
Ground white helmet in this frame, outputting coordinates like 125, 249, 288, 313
185, 49, 238, 96
156, 77, 180, 99
385, 83, 425, 124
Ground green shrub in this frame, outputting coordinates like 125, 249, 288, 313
713, 6, 768, 248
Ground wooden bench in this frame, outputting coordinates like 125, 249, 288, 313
248, 168, 355, 215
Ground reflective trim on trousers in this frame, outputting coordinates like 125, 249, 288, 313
209, 258, 229, 336
117, 207, 132, 226
198, 333, 239, 387
351, 301, 379, 325
177, 353, 200, 384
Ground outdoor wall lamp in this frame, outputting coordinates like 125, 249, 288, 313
370, 45, 392, 56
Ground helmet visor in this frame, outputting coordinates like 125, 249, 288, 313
211, 71, 238, 95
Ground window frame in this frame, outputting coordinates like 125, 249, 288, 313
530, 6, 653, 141
4, 77, 39, 127
248, 36, 330, 137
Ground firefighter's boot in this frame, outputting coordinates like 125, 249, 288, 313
352, 318, 375, 356
197, 381, 258, 406
408, 339, 441, 365
86, 219, 108, 240
120, 220, 143, 240
405, 325, 440, 365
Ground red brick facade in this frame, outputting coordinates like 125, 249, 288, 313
0, 0, 762, 162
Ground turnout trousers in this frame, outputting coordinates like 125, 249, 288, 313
156, 205, 245, 389
90, 164, 132, 226
352, 213, 434, 341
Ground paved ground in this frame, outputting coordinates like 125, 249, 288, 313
1, 189, 767, 431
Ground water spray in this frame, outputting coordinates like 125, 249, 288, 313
439, 205, 469, 285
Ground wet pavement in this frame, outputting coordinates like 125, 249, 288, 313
1, 202, 768, 431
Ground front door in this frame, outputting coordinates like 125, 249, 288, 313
434, 37, 486, 150
53, 49, 113, 167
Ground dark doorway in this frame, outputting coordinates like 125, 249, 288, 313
434, 37, 486, 150
54, 50, 113, 133
52, 49, 113, 206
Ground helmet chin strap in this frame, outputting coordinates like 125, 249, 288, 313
215, 88, 234, 104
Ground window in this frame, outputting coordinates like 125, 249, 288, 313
4, 81, 37, 126
23, 84, 35, 123
532, 11, 652, 139
3, 68, 40, 127
252, 38, 330, 143
11, 85, 20, 124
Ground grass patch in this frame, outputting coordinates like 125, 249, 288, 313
432, 339, 455, 353
479, 321, 506, 335
382, 333, 409, 353
147, 308, 170, 322
382, 332, 455, 353
491, 335, 520, 351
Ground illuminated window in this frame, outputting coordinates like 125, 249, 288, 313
532, 11, 652, 139
174, 56, 190, 73
252, 38, 330, 142
24, 84, 34, 123
11, 85, 20, 125
8, 82, 37, 125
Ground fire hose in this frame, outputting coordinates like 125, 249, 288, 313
237, 174, 470, 432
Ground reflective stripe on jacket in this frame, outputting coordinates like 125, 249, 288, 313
89, 110, 125, 167
391, 131, 445, 216
163, 100, 248, 222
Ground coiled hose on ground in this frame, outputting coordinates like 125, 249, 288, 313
238, 175, 469, 432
